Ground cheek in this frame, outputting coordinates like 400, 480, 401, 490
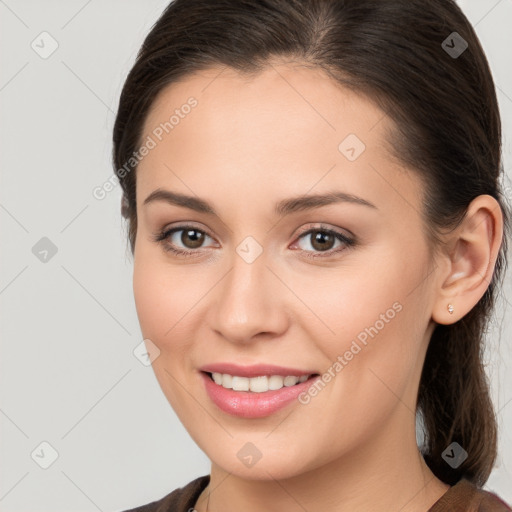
321, 312, 418, 451
292, 251, 411, 357
299, 247, 426, 417
132, 258, 166, 340
132, 249, 223, 366
132, 253, 196, 347
132, 254, 204, 416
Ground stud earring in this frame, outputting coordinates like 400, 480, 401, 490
447, 304, 454, 314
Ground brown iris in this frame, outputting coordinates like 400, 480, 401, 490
309, 231, 336, 252
181, 229, 205, 249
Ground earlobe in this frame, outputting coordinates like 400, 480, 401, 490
431, 195, 503, 325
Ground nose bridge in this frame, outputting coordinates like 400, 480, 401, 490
210, 240, 286, 342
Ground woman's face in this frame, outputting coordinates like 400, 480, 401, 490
133, 62, 440, 480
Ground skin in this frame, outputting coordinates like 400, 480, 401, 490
131, 60, 503, 512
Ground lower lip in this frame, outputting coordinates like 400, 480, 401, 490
200, 371, 321, 418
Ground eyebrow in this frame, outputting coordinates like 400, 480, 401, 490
143, 188, 378, 216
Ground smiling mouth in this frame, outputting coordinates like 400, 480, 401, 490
203, 371, 320, 393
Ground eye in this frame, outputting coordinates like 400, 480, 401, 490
152, 223, 356, 259
152, 225, 216, 257
290, 225, 356, 259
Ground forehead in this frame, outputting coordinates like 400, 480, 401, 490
142, 61, 386, 149
137, 62, 423, 222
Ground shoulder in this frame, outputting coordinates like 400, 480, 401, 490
117, 474, 210, 512
429, 478, 512, 512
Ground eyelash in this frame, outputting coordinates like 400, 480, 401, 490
152, 223, 356, 260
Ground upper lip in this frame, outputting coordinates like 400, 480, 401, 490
199, 363, 319, 378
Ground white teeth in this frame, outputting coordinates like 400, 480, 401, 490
268, 375, 285, 390
221, 374, 232, 388
283, 375, 299, 386
249, 376, 268, 393
210, 372, 312, 392
232, 376, 250, 391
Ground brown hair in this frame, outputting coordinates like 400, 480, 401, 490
112, 0, 511, 486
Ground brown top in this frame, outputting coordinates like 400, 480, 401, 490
119, 474, 512, 512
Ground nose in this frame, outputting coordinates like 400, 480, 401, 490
207, 248, 289, 344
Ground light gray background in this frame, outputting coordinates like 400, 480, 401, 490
0, 1, 511, 511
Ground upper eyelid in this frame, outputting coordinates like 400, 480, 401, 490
165, 223, 216, 242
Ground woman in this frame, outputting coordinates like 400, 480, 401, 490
113, 0, 512, 510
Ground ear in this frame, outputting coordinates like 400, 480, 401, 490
432, 194, 503, 325
121, 195, 130, 219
